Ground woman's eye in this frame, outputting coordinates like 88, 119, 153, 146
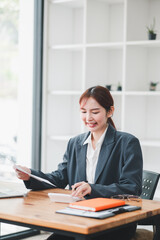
93, 112, 99, 114
81, 111, 86, 114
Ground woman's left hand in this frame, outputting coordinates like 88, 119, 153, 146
71, 181, 91, 198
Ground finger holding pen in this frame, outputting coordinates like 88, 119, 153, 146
71, 181, 91, 198
71, 182, 82, 192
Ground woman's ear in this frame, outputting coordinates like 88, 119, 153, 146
107, 106, 115, 118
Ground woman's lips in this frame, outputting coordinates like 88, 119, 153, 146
86, 122, 97, 128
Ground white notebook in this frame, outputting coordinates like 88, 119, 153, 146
0, 188, 28, 198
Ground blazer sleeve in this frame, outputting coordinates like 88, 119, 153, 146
88, 137, 143, 199
24, 140, 71, 190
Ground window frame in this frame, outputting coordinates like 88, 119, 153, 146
0, 0, 44, 238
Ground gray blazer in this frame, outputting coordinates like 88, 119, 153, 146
25, 124, 143, 198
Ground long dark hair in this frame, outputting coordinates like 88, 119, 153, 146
79, 86, 116, 129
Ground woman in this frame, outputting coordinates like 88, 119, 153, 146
14, 86, 143, 240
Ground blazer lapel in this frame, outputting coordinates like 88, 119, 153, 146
94, 125, 116, 183
76, 132, 89, 182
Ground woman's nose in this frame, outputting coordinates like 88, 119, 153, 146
86, 113, 93, 121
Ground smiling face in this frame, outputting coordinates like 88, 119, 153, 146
80, 97, 112, 136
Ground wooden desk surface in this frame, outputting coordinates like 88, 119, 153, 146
0, 188, 160, 235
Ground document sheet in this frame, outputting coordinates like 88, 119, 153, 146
14, 164, 56, 187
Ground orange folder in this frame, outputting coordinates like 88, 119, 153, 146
69, 198, 125, 212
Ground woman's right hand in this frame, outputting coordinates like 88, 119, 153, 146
13, 165, 31, 181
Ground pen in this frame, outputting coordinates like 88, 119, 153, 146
72, 181, 88, 192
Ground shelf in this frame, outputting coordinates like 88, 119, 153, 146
50, 1, 125, 11
125, 46, 160, 91
42, 0, 160, 172
140, 140, 160, 147
50, 0, 84, 8
49, 135, 72, 141
110, 91, 123, 96
49, 40, 160, 49
49, 44, 84, 50
86, 42, 123, 49
125, 91, 160, 96
112, 94, 122, 130
46, 138, 69, 171
86, 47, 123, 89
47, 95, 81, 136
49, 41, 160, 49
127, 0, 160, 42
48, 0, 84, 45
102, 0, 124, 3
49, 42, 124, 49
48, 48, 83, 91
48, 136, 160, 147
124, 95, 160, 141
127, 40, 160, 47
48, 90, 82, 95
142, 147, 160, 177
86, 0, 124, 43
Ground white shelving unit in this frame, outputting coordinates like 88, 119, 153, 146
42, 0, 160, 197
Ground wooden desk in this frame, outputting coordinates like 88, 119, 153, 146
0, 188, 160, 240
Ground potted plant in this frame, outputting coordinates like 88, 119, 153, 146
106, 84, 112, 91
149, 81, 159, 91
146, 18, 157, 40
117, 82, 122, 91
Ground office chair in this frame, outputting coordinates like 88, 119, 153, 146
140, 170, 160, 200
132, 170, 160, 240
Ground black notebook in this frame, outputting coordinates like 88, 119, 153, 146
56, 205, 141, 219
